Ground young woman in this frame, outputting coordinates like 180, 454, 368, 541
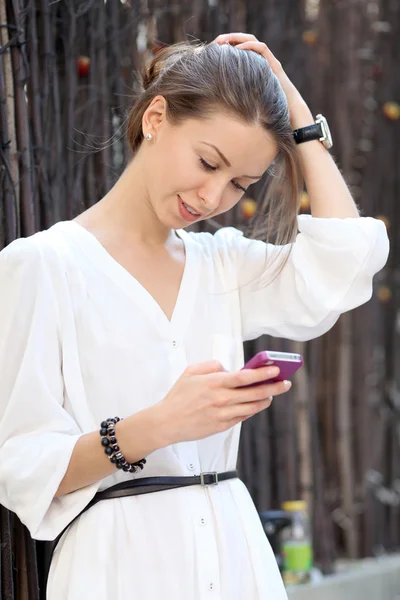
0, 33, 389, 600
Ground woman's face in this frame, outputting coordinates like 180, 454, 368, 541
140, 98, 278, 229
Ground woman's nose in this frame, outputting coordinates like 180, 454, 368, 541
199, 184, 225, 212
200, 196, 219, 213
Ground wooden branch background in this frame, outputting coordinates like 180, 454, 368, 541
0, 0, 399, 597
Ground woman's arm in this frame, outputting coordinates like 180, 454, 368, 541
286, 101, 359, 219
55, 407, 168, 497
214, 33, 360, 219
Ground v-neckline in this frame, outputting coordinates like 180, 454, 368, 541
54, 220, 200, 338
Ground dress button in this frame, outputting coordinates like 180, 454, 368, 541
187, 463, 196, 471
200, 517, 207, 526
208, 583, 214, 591
172, 340, 178, 347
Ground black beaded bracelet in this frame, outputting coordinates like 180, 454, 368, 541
99, 417, 147, 474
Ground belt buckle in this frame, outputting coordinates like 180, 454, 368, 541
200, 471, 219, 486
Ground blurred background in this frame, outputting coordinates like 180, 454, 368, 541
0, 0, 399, 598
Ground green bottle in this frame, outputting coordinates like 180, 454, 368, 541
281, 500, 313, 585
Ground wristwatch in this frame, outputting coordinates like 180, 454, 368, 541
292, 114, 333, 149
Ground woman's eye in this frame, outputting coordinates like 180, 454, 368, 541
199, 157, 246, 193
232, 180, 247, 193
199, 157, 217, 171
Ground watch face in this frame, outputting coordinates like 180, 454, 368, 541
316, 114, 333, 149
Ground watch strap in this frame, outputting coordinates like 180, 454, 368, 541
293, 122, 324, 145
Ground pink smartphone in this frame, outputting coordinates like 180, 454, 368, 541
241, 350, 303, 384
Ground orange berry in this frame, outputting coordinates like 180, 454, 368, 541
302, 30, 318, 45
382, 102, 400, 120
77, 56, 90, 78
377, 286, 392, 303
240, 198, 257, 220
300, 191, 310, 211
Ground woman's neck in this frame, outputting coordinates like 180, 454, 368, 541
76, 158, 174, 247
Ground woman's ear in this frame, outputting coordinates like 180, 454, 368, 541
142, 95, 167, 137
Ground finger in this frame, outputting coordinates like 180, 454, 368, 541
234, 379, 291, 403
235, 41, 268, 51
214, 33, 257, 45
234, 42, 270, 65
230, 396, 275, 424
248, 396, 274, 418
235, 41, 281, 69
250, 395, 274, 412
253, 395, 274, 407
219, 365, 280, 388
184, 360, 226, 377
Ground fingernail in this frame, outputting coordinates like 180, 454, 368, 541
283, 380, 292, 390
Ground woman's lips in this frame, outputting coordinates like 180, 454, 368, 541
178, 196, 202, 222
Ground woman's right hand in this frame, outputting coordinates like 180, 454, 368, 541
153, 360, 292, 445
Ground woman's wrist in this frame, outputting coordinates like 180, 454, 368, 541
118, 406, 172, 463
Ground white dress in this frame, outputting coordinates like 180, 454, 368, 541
0, 215, 389, 600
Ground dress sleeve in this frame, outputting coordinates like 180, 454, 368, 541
0, 237, 100, 540
216, 215, 389, 342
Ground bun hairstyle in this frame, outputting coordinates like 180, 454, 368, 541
126, 41, 303, 269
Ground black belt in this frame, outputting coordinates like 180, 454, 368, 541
37, 470, 238, 600
90, 469, 237, 502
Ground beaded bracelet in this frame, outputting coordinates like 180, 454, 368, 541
99, 417, 147, 473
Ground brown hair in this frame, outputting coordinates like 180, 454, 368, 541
126, 41, 303, 279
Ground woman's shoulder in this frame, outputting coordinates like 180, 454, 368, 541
1, 230, 48, 266
0, 224, 72, 282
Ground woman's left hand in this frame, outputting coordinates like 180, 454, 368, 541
213, 33, 311, 126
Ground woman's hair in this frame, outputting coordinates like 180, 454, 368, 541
126, 41, 303, 279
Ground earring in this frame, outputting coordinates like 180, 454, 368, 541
145, 133, 153, 141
